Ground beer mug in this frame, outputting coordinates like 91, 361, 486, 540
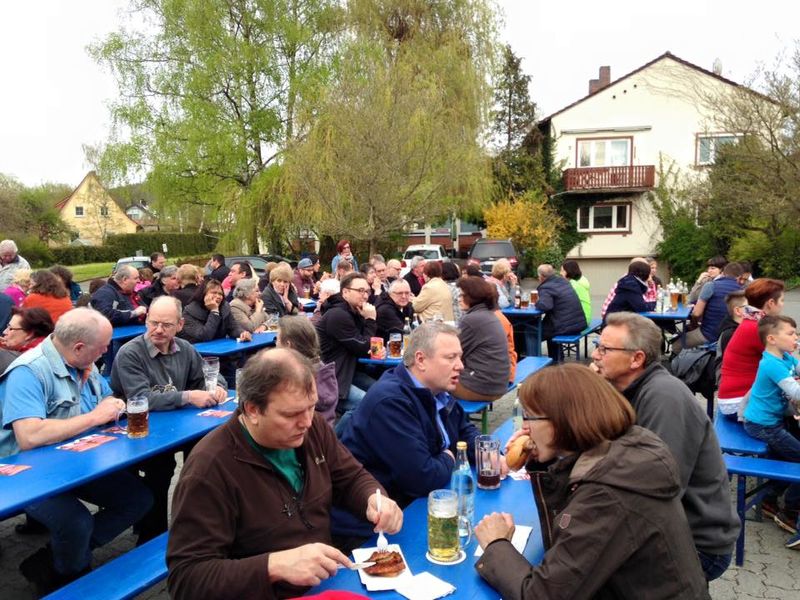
427, 489, 470, 562
116, 394, 149, 439
520, 291, 530, 309
530, 290, 539, 305
388, 333, 403, 358
475, 435, 501, 490
202, 357, 220, 393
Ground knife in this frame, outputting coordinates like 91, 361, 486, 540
339, 561, 376, 570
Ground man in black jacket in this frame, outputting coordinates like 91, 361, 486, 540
316, 272, 378, 434
206, 254, 229, 282
91, 265, 147, 326
375, 279, 415, 341
403, 256, 425, 296
534, 264, 586, 360
138, 265, 180, 307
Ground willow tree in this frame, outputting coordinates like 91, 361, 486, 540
90, 0, 341, 252
284, 0, 499, 253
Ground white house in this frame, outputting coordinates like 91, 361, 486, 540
538, 52, 751, 292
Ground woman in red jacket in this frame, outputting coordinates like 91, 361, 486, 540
22, 270, 74, 324
718, 278, 785, 415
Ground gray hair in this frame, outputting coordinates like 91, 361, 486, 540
113, 264, 138, 283
389, 278, 411, 293
238, 348, 315, 412
0, 239, 18, 253
150, 295, 182, 319
604, 312, 662, 366
158, 265, 178, 280
409, 256, 426, 269
402, 322, 460, 367
53, 307, 110, 346
233, 278, 259, 299
537, 264, 555, 278
320, 278, 340, 295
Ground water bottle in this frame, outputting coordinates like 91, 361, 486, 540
450, 441, 475, 538
512, 397, 523, 431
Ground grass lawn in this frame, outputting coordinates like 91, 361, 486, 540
69, 262, 115, 282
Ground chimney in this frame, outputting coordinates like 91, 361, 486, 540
588, 65, 611, 94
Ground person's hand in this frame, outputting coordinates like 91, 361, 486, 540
239, 330, 252, 342
268, 543, 350, 587
321, 271, 332, 281
361, 302, 376, 320
204, 293, 220, 311
92, 396, 126, 425
475, 512, 515, 550
254, 298, 264, 312
255, 325, 267, 333
366, 492, 403, 535
372, 278, 382, 294
588, 362, 600, 374
314, 281, 322, 295
184, 390, 219, 408
214, 385, 228, 404
507, 272, 518, 286
504, 425, 531, 453
499, 454, 510, 480
133, 306, 147, 317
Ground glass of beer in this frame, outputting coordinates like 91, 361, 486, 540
303, 285, 311, 299
669, 291, 680, 311
530, 290, 539, 305
520, 291, 530, 309
202, 357, 220, 393
388, 333, 403, 358
475, 435, 501, 490
427, 489, 464, 562
116, 395, 149, 439
370, 337, 384, 359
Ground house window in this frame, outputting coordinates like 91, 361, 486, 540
696, 134, 738, 165
577, 138, 631, 167
100, 205, 110, 217
128, 208, 142, 219
75, 206, 84, 217
577, 204, 631, 232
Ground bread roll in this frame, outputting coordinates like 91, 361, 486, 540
506, 435, 534, 470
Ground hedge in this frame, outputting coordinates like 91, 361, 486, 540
44, 232, 218, 267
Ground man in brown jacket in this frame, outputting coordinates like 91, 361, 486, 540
167, 347, 403, 600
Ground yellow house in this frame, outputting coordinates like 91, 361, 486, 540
56, 171, 140, 245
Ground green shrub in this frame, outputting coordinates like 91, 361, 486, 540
15, 237, 55, 268
656, 217, 716, 281
730, 229, 800, 280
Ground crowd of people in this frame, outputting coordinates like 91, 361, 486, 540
0, 235, 795, 598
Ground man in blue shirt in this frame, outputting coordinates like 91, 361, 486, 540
334, 322, 504, 544
0, 308, 152, 595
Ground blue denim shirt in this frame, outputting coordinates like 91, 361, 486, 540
0, 336, 110, 457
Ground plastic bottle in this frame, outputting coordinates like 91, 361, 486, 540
512, 397, 523, 431
450, 441, 475, 538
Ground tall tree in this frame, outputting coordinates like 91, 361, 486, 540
489, 44, 544, 199
284, 0, 500, 253
90, 0, 341, 252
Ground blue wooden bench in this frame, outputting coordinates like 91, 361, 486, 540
714, 411, 768, 456
459, 356, 552, 434
724, 454, 800, 565
43, 532, 168, 600
551, 318, 603, 362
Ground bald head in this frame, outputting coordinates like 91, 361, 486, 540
150, 295, 183, 320
237, 348, 315, 412
537, 264, 555, 280
54, 307, 111, 346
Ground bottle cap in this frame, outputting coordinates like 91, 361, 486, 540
456, 441, 467, 449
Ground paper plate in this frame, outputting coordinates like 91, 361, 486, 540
352, 544, 413, 591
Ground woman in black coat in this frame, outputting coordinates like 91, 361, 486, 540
261, 264, 301, 317
179, 279, 250, 344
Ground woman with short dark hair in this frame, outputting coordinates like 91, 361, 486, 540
22, 270, 73, 324
604, 260, 655, 321
0, 306, 54, 371
475, 364, 709, 599
561, 259, 590, 326
454, 277, 509, 401
50, 265, 82, 305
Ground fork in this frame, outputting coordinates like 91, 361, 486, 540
375, 488, 388, 550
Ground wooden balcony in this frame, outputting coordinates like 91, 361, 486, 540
563, 165, 655, 192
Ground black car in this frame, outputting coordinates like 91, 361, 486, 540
466, 239, 520, 276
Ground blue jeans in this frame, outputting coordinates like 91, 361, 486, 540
743, 421, 800, 510
334, 372, 376, 437
697, 550, 732, 581
25, 470, 153, 575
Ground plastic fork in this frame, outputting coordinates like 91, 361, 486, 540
375, 488, 388, 550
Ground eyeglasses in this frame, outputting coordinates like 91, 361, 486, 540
523, 415, 550, 422
345, 287, 370, 295
592, 341, 636, 356
147, 320, 178, 330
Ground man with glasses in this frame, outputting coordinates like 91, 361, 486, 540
317, 272, 379, 434
375, 279, 415, 342
111, 296, 227, 543
591, 311, 739, 581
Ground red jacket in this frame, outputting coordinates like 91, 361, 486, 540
718, 318, 763, 399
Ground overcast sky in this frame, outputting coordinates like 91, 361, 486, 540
0, 0, 797, 187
